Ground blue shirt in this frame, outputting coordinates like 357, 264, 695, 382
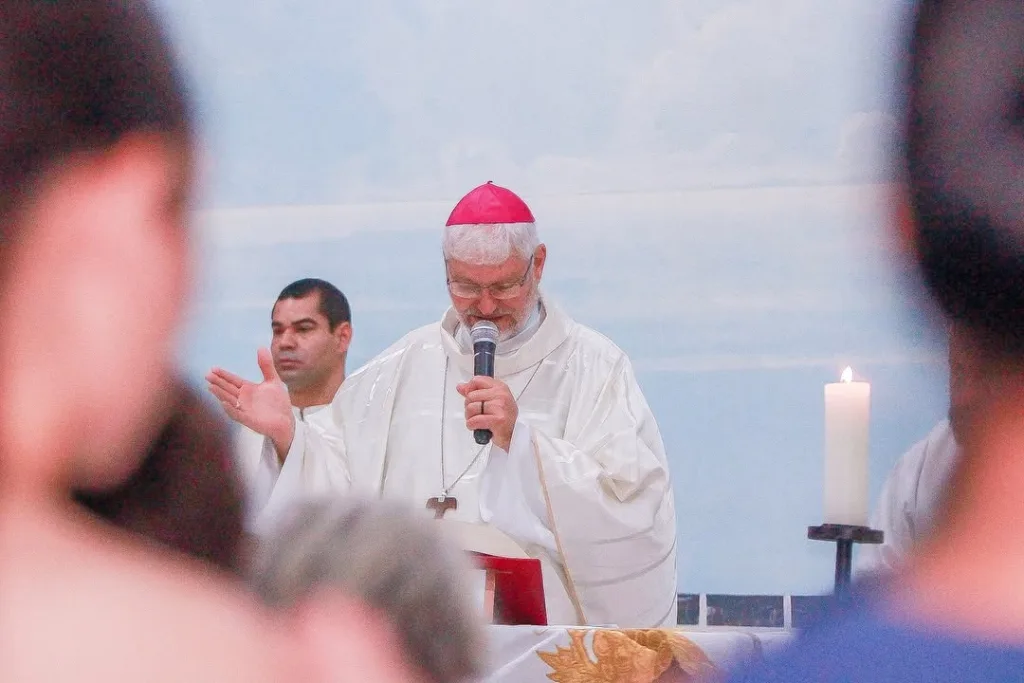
727, 584, 1024, 682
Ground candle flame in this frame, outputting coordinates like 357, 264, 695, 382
841, 366, 854, 383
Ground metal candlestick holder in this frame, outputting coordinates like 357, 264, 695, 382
807, 523, 883, 593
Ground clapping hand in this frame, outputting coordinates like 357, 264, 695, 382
207, 348, 295, 457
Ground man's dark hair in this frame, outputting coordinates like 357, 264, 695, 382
275, 278, 351, 331
0, 0, 192, 261
905, 0, 1024, 353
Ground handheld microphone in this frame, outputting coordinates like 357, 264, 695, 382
470, 320, 500, 445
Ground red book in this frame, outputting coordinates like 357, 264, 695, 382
470, 552, 547, 626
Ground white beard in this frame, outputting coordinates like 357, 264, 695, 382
455, 288, 541, 342
499, 289, 541, 341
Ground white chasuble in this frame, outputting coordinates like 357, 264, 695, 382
254, 296, 679, 628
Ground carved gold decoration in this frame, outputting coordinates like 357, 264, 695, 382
537, 629, 716, 683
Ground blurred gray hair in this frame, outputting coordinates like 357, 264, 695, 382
250, 497, 485, 683
443, 222, 539, 265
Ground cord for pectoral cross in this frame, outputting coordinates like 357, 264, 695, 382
433, 355, 544, 515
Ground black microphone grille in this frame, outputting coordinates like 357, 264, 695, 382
470, 320, 500, 345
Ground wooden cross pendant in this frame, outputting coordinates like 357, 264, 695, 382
426, 495, 458, 519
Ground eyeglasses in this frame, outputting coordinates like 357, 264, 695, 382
446, 260, 534, 300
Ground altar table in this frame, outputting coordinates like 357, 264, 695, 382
479, 625, 787, 682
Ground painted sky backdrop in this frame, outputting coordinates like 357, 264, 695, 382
155, 0, 939, 594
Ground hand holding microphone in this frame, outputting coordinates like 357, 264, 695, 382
457, 321, 517, 450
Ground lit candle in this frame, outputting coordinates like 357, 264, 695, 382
823, 366, 870, 526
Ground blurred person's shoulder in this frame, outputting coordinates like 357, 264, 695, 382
726, 582, 1024, 683
0, 508, 305, 682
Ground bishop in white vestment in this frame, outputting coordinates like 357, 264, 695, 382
210, 182, 678, 628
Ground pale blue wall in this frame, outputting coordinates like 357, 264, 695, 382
160, 0, 929, 595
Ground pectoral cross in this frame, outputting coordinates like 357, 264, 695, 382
426, 495, 458, 519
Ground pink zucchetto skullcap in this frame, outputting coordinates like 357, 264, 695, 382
445, 181, 535, 226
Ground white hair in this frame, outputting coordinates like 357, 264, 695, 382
443, 222, 539, 265
249, 496, 484, 683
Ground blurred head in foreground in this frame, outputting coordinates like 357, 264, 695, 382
717, 3, 1024, 682
904, 1, 1024, 445
904, 2, 1024, 342
0, 0, 194, 496
0, 3, 422, 681
251, 497, 485, 683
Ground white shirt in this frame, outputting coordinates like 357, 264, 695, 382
235, 403, 329, 532
855, 419, 960, 576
